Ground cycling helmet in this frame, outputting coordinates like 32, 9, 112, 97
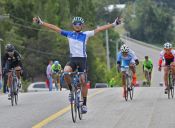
54, 61, 59, 65
72, 17, 85, 24
120, 44, 129, 53
164, 42, 172, 49
5, 43, 15, 52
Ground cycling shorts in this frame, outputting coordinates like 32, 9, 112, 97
66, 57, 87, 72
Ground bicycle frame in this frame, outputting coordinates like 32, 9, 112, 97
122, 66, 134, 101
64, 71, 86, 123
9, 68, 19, 106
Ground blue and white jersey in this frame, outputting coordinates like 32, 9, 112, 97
60, 30, 95, 57
117, 51, 135, 66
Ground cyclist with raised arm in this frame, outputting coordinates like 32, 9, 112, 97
2, 44, 23, 99
51, 60, 62, 91
143, 56, 153, 84
33, 16, 121, 113
158, 42, 175, 94
117, 44, 139, 97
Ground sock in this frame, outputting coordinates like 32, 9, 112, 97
83, 97, 87, 106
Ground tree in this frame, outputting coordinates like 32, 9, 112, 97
123, 0, 174, 44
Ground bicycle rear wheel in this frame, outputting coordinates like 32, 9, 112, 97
70, 91, 77, 123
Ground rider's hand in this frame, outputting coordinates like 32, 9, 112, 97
112, 17, 121, 26
33, 16, 43, 25
135, 59, 139, 65
158, 66, 161, 71
117, 64, 121, 73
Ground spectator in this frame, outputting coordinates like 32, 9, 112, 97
46, 60, 53, 91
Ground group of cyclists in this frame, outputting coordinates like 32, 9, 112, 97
1, 15, 174, 114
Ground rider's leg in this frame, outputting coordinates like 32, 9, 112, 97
15, 66, 22, 88
170, 62, 175, 79
7, 72, 12, 99
164, 67, 168, 89
64, 66, 73, 91
130, 63, 137, 85
57, 76, 61, 91
80, 74, 87, 105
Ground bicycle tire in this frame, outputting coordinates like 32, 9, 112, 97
13, 78, 18, 105
15, 93, 18, 105
10, 82, 14, 106
125, 78, 129, 101
129, 86, 134, 100
171, 80, 174, 98
77, 89, 82, 120
168, 73, 171, 99
71, 91, 77, 123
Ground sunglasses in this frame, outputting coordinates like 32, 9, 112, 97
122, 52, 128, 55
73, 22, 82, 26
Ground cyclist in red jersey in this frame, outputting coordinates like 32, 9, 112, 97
158, 42, 175, 94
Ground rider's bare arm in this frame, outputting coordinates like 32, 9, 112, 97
94, 24, 113, 34
33, 17, 61, 33
42, 22, 61, 33
94, 17, 121, 34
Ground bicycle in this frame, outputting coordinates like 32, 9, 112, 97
122, 66, 134, 101
166, 66, 174, 99
64, 71, 86, 123
9, 68, 19, 106
52, 71, 63, 91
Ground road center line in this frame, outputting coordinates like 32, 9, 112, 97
32, 89, 105, 128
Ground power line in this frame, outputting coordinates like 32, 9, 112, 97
7, 20, 54, 32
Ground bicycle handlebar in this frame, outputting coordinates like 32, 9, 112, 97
63, 71, 86, 76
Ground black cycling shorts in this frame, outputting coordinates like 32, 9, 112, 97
165, 58, 174, 66
66, 57, 87, 72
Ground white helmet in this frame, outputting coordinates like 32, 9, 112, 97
121, 44, 129, 53
164, 42, 172, 49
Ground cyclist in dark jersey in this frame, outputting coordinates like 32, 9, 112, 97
2, 44, 23, 99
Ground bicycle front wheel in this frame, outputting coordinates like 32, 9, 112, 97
77, 90, 82, 120
170, 80, 174, 98
71, 91, 77, 123
129, 86, 134, 100
124, 85, 128, 101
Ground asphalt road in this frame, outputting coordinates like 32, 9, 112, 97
0, 87, 175, 128
0, 39, 172, 128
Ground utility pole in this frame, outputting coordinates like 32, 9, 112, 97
105, 30, 110, 70
0, 14, 9, 85
0, 39, 3, 84
116, 39, 118, 68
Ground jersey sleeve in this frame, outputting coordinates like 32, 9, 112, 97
129, 49, 138, 60
60, 30, 72, 37
159, 50, 164, 66
117, 52, 122, 64
84, 30, 95, 38
172, 50, 175, 62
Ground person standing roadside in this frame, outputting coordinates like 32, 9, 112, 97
46, 60, 53, 91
